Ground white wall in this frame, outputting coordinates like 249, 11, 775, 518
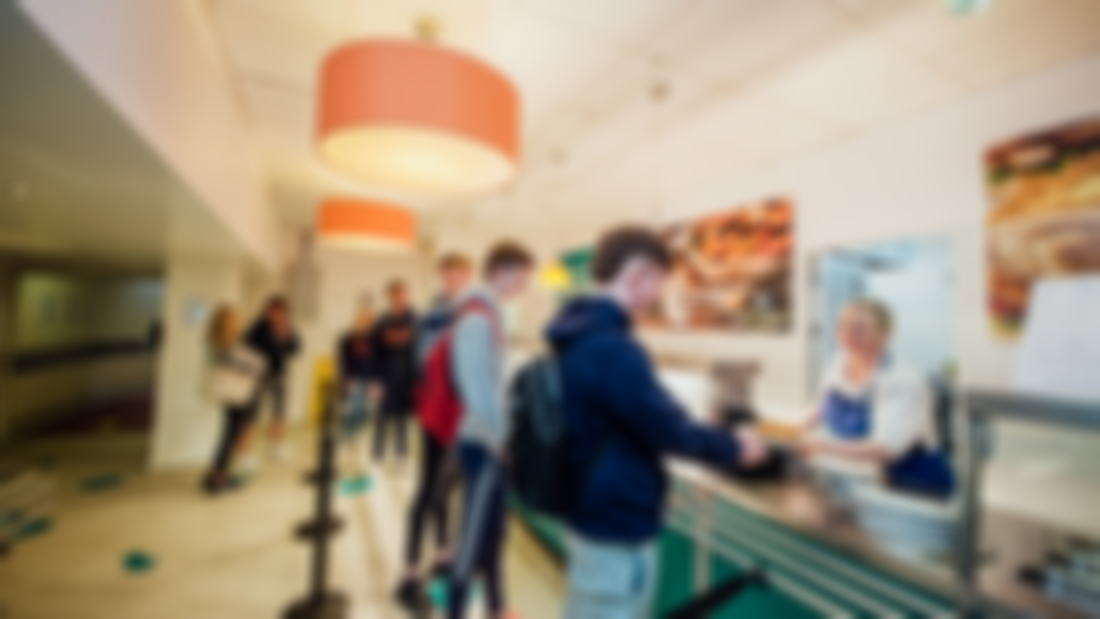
450, 53, 1100, 414
19, 0, 284, 273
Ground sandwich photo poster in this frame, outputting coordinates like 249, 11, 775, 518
642, 197, 794, 332
985, 116, 1100, 339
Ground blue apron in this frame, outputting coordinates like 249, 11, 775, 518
823, 388, 955, 499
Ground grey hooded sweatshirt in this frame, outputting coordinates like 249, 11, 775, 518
451, 287, 507, 451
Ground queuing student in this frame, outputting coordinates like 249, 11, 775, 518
448, 242, 534, 619
245, 296, 301, 461
395, 252, 474, 612
338, 304, 380, 440
546, 226, 768, 619
798, 299, 955, 499
203, 305, 265, 494
371, 280, 419, 463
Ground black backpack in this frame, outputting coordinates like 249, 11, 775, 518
507, 355, 572, 519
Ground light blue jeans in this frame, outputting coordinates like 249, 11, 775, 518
340, 381, 371, 439
564, 532, 658, 619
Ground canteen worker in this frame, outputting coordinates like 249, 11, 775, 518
799, 299, 955, 499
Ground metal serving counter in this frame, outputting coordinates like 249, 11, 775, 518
657, 389, 1100, 618
506, 347, 1100, 616
957, 390, 1100, 619
666, 462, 1022, 618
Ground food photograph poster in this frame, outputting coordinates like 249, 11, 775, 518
985, 117, 1100, 339
643, 197, 794, 333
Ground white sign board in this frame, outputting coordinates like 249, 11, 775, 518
1013, 277, 1100, 400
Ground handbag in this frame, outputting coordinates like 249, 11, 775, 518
204, 347, 262, 407
206, 366, 255, 406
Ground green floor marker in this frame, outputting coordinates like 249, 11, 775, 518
428, 579, 448, 610
427, 578, 480, 610
123, 550, 156, 574
337, 475, 372, 496
16, 517, 52, 541
80, 473, 123, 493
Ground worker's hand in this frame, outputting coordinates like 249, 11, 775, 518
796, 436, 823, 458
735, 428, 769, 469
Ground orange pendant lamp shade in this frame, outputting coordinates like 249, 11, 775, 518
317, 39, 520, 197
317, 199, 417, 252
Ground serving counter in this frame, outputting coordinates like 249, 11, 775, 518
510, 391, 1100, 618
516, 465, 975, 618
505, 345, 1100, 617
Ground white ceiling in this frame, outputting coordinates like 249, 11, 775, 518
206, 0, 1100, 234
0, 0, 245, 270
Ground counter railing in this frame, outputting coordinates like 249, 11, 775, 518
957, 389, 1100, 618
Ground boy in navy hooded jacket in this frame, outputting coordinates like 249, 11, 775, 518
547, 226, 768, 619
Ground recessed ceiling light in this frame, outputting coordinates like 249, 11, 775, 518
946, 0, 993, 16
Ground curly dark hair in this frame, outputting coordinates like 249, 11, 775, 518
592, 225, 673, 284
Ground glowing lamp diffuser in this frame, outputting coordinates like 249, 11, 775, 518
317, 39, 520, 197
538, 262, 572, 291
317, 199, 416, 252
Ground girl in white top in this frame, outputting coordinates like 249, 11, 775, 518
800, 299, 954, 498
203, 305, 265, 495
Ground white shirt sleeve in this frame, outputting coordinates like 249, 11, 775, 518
870, 368, 932, 457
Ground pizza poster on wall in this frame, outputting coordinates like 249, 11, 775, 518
985, 117, 1100, 339
642, 197, 794, 332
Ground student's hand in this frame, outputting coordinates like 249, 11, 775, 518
796, 436, 824, 458
735, 428, 769, 469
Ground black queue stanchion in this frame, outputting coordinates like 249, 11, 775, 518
665, 569, 766, 619
284, 382, 349, 619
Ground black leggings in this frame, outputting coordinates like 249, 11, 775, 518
404, 428, 456, 566
209, 406, 253, 479
373, 409, 409, 461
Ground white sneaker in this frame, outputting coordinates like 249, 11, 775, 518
272, 443, 293, 462
237, 453, 261, 475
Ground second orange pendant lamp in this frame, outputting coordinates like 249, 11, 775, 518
317, 31, 520, 198
317, 198, 417, 252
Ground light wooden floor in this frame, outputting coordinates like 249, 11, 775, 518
0, 429, 564, 619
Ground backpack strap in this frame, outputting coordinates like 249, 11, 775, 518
446, 297, 501, 346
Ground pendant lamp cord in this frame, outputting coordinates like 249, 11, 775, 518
648, 56, 668, 225
341, 0, 442, 44
416, 16, 442, 44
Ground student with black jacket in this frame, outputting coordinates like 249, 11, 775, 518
245, 296, 300, 462
370, 280, 418, 463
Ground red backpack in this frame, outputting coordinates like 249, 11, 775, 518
417, 299, 494, 444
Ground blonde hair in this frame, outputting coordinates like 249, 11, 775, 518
208, 304, 238, 352
846, 298, 893, 336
